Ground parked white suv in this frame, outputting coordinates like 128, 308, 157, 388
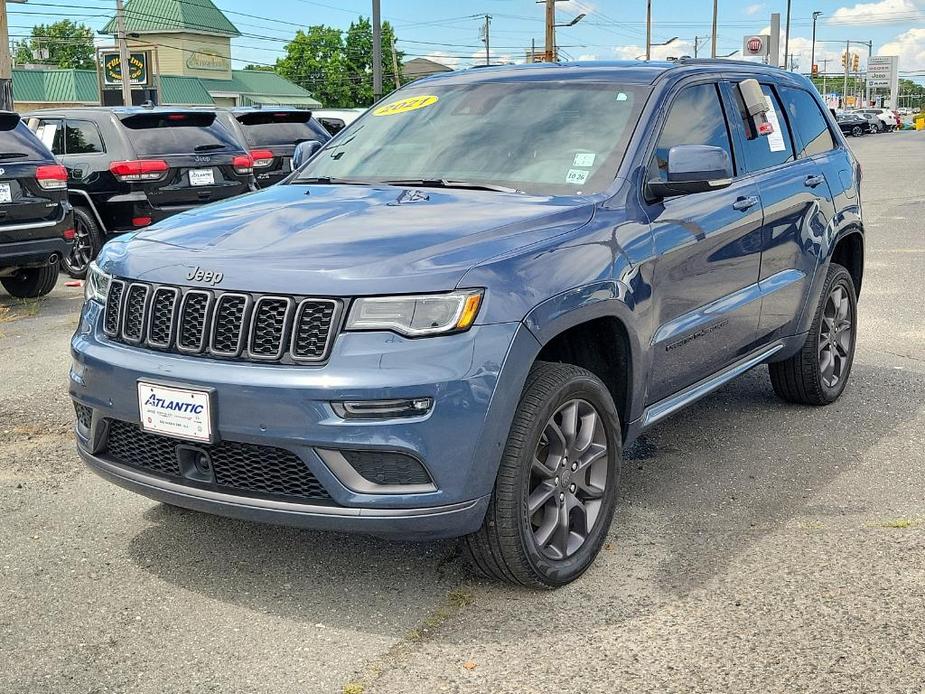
857, 108, 896, 132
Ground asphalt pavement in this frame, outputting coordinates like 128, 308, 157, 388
1, 131, 923, 694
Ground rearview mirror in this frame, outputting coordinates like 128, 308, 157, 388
292, 139, 323, 170
647, 144, 734, 199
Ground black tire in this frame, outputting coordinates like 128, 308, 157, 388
62, 206, 103, 279
769, 262, 857, 405
851, 125, 863, 137
1, 264, 59, 298
463, 361, 621, 588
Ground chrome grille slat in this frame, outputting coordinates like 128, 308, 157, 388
102, 279, 338, 365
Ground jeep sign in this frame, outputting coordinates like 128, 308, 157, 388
743, 35, 770, 57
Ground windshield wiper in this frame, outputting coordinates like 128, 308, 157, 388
292, 176, 378, 186
381, 178, 523, 194
193, 144, 227, 152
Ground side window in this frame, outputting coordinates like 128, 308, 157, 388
34, 118, 64, 155
651, 83, 734, 182
732, 83, 795, 171
779, 87, 835, 158
64, 120, 105, 155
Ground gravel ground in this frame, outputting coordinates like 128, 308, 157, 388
1, 132, 923, 694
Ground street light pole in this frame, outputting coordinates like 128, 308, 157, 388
372, 0, 382, 101
811, 11, 822, 77
646, 0, 652, 61
783, 0, 791, 70
710, 0, 718, 58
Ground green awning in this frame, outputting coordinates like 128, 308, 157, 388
239, 94, 322, 108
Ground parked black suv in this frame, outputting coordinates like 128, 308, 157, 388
0, 111, 73, 298
207, 107, 331, 188
24, 107, 256, 278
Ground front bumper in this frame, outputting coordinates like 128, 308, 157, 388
70, 300, 540, 540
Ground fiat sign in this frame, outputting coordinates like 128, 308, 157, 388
743, 34, 770, 57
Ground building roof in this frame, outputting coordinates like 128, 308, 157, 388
12, 69, 215, 105
403, 57, 454, 80
199, 70, 322, 108
101, 0, 240, 37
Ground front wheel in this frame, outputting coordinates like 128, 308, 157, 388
851, 125, 863, 137
464, 361, 621, 588
769, 263, 857, 405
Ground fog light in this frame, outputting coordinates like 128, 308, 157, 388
331, 397, 433, 419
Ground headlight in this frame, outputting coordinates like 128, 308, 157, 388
346, 290, 483, 337
84, 261, 111, 304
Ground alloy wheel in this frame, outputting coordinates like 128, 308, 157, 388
818, 284, 853, 388
528, 398, 609, 560
65, 217, 93, 275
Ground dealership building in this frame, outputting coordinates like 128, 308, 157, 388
12, 0, 321, 112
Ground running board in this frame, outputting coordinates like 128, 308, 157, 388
641, 343, 784, 428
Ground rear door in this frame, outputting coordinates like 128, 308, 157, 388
0, 115, 65, 236
723, 81, 838, 341
644, 81, 764, 403
118, 111, 252, 209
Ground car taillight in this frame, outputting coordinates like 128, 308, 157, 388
250, 149, 274, 168
35, 164, 68, 190
233, 155, 254, 175
109, 160, 169, 182
132, 216, 152, 227
62, 228, 76, 240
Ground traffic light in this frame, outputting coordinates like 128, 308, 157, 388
841, 52, 847, 67
852, 53, 860, 72
812, 63, 819, 76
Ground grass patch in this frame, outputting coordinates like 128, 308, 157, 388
876, 518, 919, 529
0, 298, 44, 323
342, 684, 365, 694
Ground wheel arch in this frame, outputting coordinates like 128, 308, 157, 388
830, 228, 864, 298
68, 190, 107, 232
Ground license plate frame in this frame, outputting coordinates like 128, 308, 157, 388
189, 168, 215, 187
137, 380, 216, 444
0, 182, 12, 204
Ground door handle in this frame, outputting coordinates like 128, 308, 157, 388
804, 175, 824, 188
732, 195, 759, 211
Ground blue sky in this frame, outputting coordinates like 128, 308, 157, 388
8, 0, 925, 80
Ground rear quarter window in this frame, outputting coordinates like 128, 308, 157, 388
120, 112, 243, 157
732, 83, 795, 172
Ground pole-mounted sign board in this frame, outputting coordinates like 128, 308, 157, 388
867, 55, 897, 89
102, 52, 149, 87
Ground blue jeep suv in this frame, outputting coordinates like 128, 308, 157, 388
71, 60, 863, 587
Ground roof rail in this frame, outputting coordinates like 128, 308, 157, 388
675, 57, 783, 69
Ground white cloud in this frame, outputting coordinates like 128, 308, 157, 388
744, 3, 766, 16
612, 39, 694, 61
577, 53, 598, 61
425, 52, 462, 70
829, 0, 922, 25
879, 27, 925, 70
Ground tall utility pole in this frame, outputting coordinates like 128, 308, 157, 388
390, 35, 400, 90
783, 0, 791, 70
864, 40, 872, 106
0, 0, 12, 111
710, 0, 718, 58
821, 57, 830, 96
544, 0, 556, 62
843, 39, 850, 107
115, 0, 133, 107
481, 14, 491, 66
372, 0, 382, 101
645, 0, 652, 60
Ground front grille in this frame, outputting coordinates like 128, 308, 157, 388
103, 279, 339, 364
103, 419, 333, 502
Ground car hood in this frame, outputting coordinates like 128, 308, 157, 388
100, 183, 595, 296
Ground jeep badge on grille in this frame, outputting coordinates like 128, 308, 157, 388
186, 266, 224, 285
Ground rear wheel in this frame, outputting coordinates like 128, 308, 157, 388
769, 263, 857, 405
464, 361, 621, 588
851, 125, 863, 137
62, 207, 102, 279
1, 264, 58, 298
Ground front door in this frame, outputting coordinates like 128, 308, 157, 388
643, 81, 764, 404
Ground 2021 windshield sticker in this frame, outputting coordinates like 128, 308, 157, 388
373, 95, 439, 116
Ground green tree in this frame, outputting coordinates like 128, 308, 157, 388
13, 20, 95, 69
276, 26, 351, 108
243, 64, 275, 72
343, 16, 405, 107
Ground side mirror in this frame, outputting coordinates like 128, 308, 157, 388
647, 144, 734, 199
292, 139, 323, 169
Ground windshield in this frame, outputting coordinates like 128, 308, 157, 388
294, 81, 649, 196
